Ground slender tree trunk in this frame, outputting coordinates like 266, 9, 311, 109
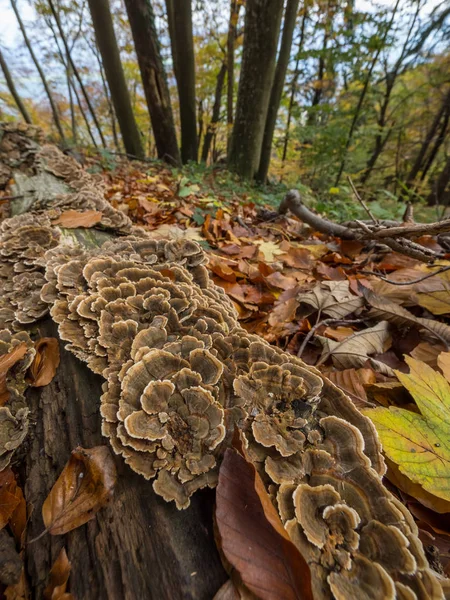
256, 0, 300, 182
282, 7, 308, 164
66, 65, 77, 144
420, 104, 449, 183
404, 86, 450, 192
197, 99, 204, 156
201, 62, 227, 163
226, 0, 241, 157
47, 0, 106, 149
124, 0, 181, 165
165, 0, 197, 163
428, 153, 450, 205
307, 29, 328, 127
11, 0, 65, 142
228, 0, 284, 179
0, 48, 32, 124
334, 0, 400, 186
86, 0, 144, 158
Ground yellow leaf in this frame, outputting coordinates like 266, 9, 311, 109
417, 290, 450, 315
328, 187, 340, 195
254, 241, 284, 262
363, 356, 450, 502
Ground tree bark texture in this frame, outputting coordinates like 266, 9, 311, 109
11, 0, 65, 142
87, 0, 145, 159
22, 318, 227, 599
226, 0, 241, 157
0, 48, 32, 125
165, 0, 198, 163
257, 0, 300, 182
124, 0, 181, 166
428, 153, 450, 206
228, 0, 284, 179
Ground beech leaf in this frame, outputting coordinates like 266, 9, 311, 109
0, 469, 20, 529
28, 338, 60, 387
44, 548, 74, 600
318, 321, 394, 375
0, 343, 28, 405
215, 448, 313, 600
42, 446, 116, 535
53, 210, 102, 228
363, 356, 450, 502
298, 280, 363, 319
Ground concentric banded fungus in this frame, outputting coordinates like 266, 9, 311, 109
0, 123, 447, 598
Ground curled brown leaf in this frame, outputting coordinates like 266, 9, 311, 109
42, 446, 116, 536
27, 338, 60, 387
44, 548, 73, 600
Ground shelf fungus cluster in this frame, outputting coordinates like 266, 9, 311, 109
0, 123, 447, 598
0, 329, 35, 469
36, 236, 446, 598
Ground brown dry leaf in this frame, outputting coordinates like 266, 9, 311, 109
42, 446, 116, 535
362, 285, 450, 345
265, 271, 297, 290
317, 321, 394, 375
417, 290, 450, 315
44, 548, 73, 600
9, 483, 27, 547
279, 246, 314, 269
215, 448, 313, 600
322, 326, 355, 341
5, 567, 29, 600
213, 579, 242, 600
325, 368, 376, 408
268, 298, 299, 327
0, 343, 28, 405
0, 469, 21, 529
298, 281, 363, 319
438, 352, 450, 383
28, 338, 60, 387
411, 341, 445, 367
53, 210, 102, 228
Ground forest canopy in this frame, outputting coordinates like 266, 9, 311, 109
0, 0, 449, 212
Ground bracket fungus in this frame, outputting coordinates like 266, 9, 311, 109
0, 122, 448, 599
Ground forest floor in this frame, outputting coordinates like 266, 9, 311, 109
88, 152, 450, 578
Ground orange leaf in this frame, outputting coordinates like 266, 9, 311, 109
28, 338, 60, 387
0, 469, 21, 530
44, 548, 73, 600
0, 343, 28, 405
5, 566, 29, 600
53, 210, 102, 228
216, 448, 313, 600
42, 446, 116, 535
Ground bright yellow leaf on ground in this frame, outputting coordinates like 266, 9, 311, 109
363, 356, 450, 502
417, 290, 450, 315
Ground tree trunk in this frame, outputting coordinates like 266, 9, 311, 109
226, 0, 241, 157
11, 0, 65, 142
201, 62, 227, 163
165, 0, 197, 163
23, 317, 227, 600
282, 6, 308, 164
91, 41, 120, 152
256, 0, 300, 182
47, 0, 107, 149
428, 153, 450, 205
403, 86, 450, 194
124, 0, 181, 166
0, 48, 32, 124
228, 0, 284, 179
86, 0, 144, 159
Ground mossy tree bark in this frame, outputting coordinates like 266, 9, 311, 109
227, 0, 284, 179
165, 0, 198, 163
86, 0, 145, 159
124, 0, 181, 166
256, 0, 300, 183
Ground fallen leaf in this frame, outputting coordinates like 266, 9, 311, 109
213, 579, 241, 600
268, 298, 300, 327
279, 247, 314, 269
53, 210, 102, 228
5, 566, 29, 600
322, 326, 355, 341
298, 281, 363, 319
0, 343, 28, 405
254, 240, 284, 262
417, 289, 450, 315
44, 548, 73, 600
216, 448, 313, 600
318, 322, 394, 375
363, 357, 450, 502
410, 342, 445, 367
0, 469, 20, 529
438, 352, 450, 382
265, 271, 297, 290
28, 338, 60, 387
325, 368, 376, 408
42, 446, 116, 535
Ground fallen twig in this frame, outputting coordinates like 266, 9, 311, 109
297, 318, 364, 358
